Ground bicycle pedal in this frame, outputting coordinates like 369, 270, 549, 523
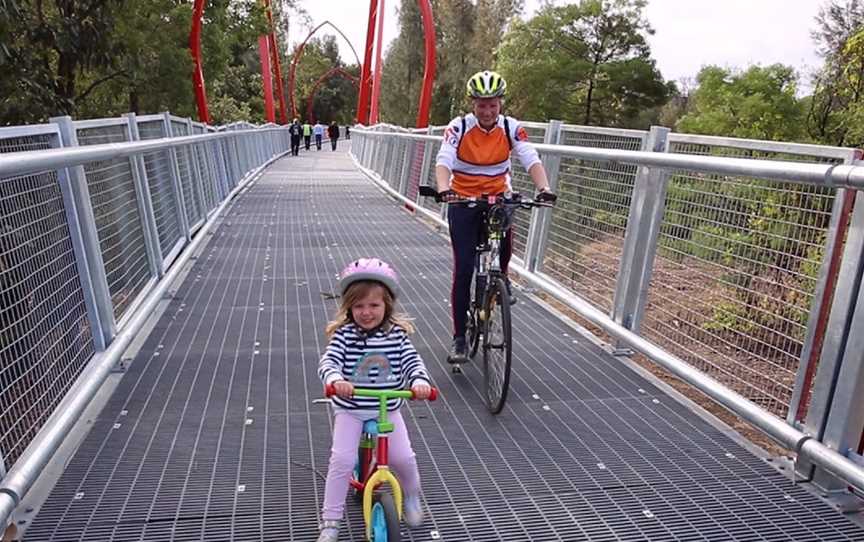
451, 365, 463, 374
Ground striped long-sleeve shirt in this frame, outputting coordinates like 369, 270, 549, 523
319, 323, 430, 411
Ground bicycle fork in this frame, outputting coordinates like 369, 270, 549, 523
361, 434, 403, 539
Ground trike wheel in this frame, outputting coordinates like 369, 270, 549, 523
483, 277, 512, 415
371, 493, 401, 542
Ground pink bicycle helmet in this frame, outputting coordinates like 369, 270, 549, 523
339, 258, 399, 298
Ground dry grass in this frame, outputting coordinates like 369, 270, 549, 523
517, 235, 801, 459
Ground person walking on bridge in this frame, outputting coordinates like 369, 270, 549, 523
328, 121, 340, 150
313, 121, 324, 150
288, 118, 302, 156
303, 120, 312, 150
434, 70, 557, 365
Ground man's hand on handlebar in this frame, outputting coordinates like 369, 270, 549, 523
535, 190, 558, 203
435, 189, 460, 203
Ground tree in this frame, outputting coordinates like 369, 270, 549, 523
380, 0, 427, 126
0, 0, 300, 125
808, 0, 864, 146
379, 0, 522, 126
289, 35, 358, 124
0, 0, 128, 124
496, 0, 669, 127
677, 65, 806, 141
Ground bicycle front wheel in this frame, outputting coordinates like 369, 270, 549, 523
482, 276, 512, 414
371, 493, 401, 542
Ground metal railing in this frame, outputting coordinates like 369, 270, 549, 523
349, 122, 864, 496
0, 113, 289, 525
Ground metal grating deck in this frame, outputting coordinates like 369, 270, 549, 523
25, 148, 864, 541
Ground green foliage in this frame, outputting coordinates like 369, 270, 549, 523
677, 65, 806, 141
289, 34, 358, 125
807, 0, 864, 146
380, 0, 523, 126
0, 0, 302, 125
496, 0, 670, 128
656, 172, 835, 342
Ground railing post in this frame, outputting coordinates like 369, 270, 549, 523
788, 149, 862, 425
124, 113, 164, 277
416, 127, 435, 202
162, 113, 191, 242
796, 188, 864, 493
50, 115, 116, 350
811, 263, 864, 495
185, 118, 209, 218
611, 125, 671, 343
524, 120, 563, 272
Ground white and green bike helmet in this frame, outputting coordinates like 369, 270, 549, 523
466, 70, 507, 98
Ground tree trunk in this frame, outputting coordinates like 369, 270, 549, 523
129, 90, 140, 114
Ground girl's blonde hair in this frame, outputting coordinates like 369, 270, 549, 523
325, 280, 415, 338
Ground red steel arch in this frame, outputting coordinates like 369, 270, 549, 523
305, 67, 360, 123
288, 21, 362, 120
356, 0, 435, 128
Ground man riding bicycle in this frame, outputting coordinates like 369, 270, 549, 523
434, 70, 557, 364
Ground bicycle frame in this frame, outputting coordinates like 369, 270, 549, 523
324, 384, 438, 540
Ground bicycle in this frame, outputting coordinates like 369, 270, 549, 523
418, 186, 553, 414
324, 384, 438, 542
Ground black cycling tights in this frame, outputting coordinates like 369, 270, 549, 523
447, 204, 512, 338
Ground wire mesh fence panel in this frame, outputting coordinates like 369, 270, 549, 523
642, 141, 845, 417
405, 139, 427, 202
137, 120, 182, 259
171, 121, 204, 227
508, 123, 548, 261
540, 129, 646, 315
76, 123, 153, 322
419, 129, 445, 214
192, 142, 217, 214
392, 139, 408, 192
0, 133, 95, 469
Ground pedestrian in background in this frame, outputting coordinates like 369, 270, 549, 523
328, 122, 340, 151
313, 121, 324, 150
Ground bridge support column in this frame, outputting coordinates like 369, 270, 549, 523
524, 120, 563, 273
611, 125, 670, 351
797, 189, 864, 497
125, 113, 164, 278
163, 113, 192, 242
50, 116, 116, 351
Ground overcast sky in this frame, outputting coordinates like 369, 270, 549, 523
287, 0, 826, 92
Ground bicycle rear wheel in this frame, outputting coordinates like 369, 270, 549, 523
482, 276, 512, 414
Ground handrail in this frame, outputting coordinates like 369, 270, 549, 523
350, 126, 862, 189
0, 128, 288, 178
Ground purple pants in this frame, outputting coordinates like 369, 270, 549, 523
321, 410, 421, 521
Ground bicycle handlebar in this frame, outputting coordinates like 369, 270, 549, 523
418, 185, 553, 208
324, 383, 439, 402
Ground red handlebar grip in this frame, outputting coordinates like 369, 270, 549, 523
428, 387, 438, 401
324, 383, 336, 397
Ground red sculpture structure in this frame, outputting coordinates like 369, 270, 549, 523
286, 21, 362, 121
189, 0, 286, 124
190, 0, 436, 129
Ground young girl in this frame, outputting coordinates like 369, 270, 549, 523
317, 258, 432, 542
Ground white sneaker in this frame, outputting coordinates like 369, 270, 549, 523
404, 494, 424, 527
317, 520, 340, 542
